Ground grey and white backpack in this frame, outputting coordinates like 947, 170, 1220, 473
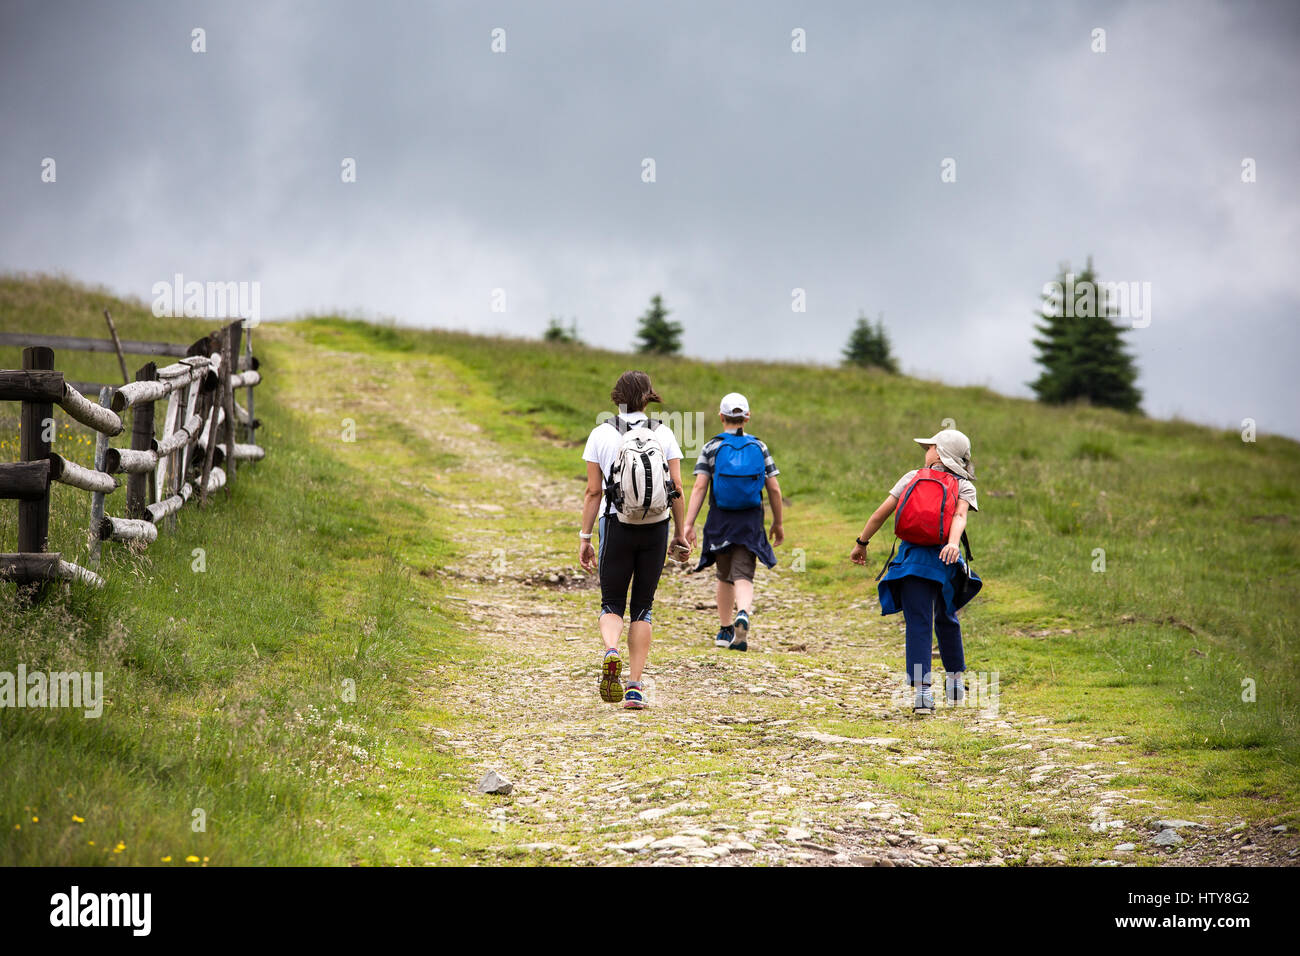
604, 418, 679, 524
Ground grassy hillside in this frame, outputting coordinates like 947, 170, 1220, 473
1, 274, 1296, 866
0, 276, 496, 864
297, 319, 1300, 806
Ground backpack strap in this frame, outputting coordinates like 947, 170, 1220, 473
638, 450, 654, 518
602, 419, 627, 512
874, 539, 898, 582
603, 465, 619, 515
608, 414, 659, 434
961, 530, 973, 564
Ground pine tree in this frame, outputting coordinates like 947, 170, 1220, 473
1030, 258, 1142, 412
842, 311, 899, 373
543, 316, 580, 344
634, 294, 683, 355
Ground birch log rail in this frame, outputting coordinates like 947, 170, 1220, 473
0, 320, 267, 601
58, 383, 124, 435
48, 453, 118, 494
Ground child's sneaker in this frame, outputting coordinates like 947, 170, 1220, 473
623, 682, 646, 710
945, 671, 965, 706
912, 686, 935, 715
729, 610, 749, 651
599, 648, 623, 703
714, 625, 734, 648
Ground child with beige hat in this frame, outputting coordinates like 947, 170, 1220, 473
849, 428, 983, 714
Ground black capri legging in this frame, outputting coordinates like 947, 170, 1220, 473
598, 515, 670, 623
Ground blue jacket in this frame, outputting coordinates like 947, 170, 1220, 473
695, 503, 778, 572
878, 540, 982, 618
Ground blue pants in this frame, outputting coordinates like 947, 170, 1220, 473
900, 576, 965, 685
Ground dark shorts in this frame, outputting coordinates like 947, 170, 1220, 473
598, 514, 669, 623
713, 546, 757, 583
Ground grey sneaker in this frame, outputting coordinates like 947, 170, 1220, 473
913, 687, 935, 714
945, 671, 965, 706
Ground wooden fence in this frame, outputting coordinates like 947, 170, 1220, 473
0, 320, 264, 599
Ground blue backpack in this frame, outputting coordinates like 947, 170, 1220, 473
711, 433, 765, 510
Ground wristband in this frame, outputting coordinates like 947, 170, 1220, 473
579, 532, 593, 541
855, 537, 869, 547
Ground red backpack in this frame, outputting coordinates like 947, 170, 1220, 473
895, 469, 961, 546
875, 468, 973, 580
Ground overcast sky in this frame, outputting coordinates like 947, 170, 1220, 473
2, 0, 1297, 436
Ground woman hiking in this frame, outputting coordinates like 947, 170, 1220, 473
579, 371, 690, 709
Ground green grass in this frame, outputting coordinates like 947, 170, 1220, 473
292, 315, 1300, 825
1, 274, 1297, 865
0, 276, 498, 865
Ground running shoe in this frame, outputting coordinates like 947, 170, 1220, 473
599, 647, 623, 703
714, 625, 734, 648
623, 683, 646, 710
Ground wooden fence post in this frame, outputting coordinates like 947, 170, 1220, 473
190, 372, 214, 476
244, 326, 256, 446
126, 361, 156, 518
102, 309, 130, 384
184, 329, 217, 495
125, 361, 156, 520
221, 324, 238, 487
17, 346, 54, 601
87, 385, 114, 569
198, 358, 221, 509
167, 379, 194, 534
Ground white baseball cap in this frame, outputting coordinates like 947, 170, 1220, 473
914, 428, 975, 479
719, 392, 750, 418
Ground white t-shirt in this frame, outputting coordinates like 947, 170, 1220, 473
889, 465, 979, 512
583, 412, 684, 517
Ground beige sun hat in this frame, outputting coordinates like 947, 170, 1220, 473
914, 428, 975, 480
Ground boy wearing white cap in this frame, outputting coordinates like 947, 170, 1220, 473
849, 429, 983, 713
683, 393, 784, 651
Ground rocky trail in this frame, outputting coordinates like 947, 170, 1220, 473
283, 328, 1297, 867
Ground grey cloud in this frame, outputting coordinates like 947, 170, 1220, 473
2, 0, 1297, 436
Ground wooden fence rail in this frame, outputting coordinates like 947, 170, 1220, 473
0, 320, 265, 599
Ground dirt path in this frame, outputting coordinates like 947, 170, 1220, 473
280, 328, 1296, 867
